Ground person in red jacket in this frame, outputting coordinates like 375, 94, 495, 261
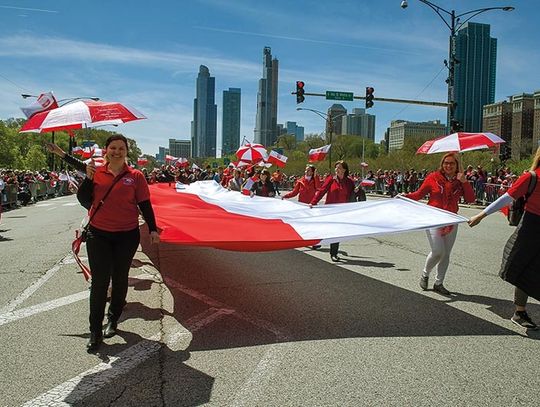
282, 164, 320, 204
310, 160, 356, 262
406, 152, 475, 295
468, 147, 540, 330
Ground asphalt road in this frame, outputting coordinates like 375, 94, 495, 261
0, 193, 539, 406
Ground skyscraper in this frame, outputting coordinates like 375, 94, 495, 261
326, 104, 347, 136
191, 65, 217, 158
222, 88, 241, 156
341, 108, 376, 141
454, 22, 497, 132
254, 47, 279, 147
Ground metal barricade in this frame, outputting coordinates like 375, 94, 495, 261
3, 184, 18, 207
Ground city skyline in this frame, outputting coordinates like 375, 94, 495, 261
0, 1, 536, 156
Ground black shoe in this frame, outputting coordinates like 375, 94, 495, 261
103, 320, 118, 338
311, 245, 321, 250
87, 332, 102, 352
511, 311, 538, 330
433, 283, 450, 295
331, 255, 340, 262
419, 276, 429, 291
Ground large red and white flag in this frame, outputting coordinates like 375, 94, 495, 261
308, 144, 331, 162
267, 150, 288, 167
149, 181, 467, 252
20, 92, 58, 118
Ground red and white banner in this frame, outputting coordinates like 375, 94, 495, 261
149, 181, 467, 251
267, 150, 288, 167
308, 144, 331, 162
137, 157, 149, 166
20, 92, 58, 118
165, 154, 178, 163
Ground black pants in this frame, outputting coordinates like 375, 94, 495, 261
86, 226, 140, 333
330, 242, 339, 257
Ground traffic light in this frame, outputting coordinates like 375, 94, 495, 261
296, 81, 305, 104
365, 87, 374, 109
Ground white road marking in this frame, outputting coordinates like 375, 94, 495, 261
21, 308, 227, 407
61, 203, 79, 206
229, 345, 284, 407
0, 256, 69, 314
0, 291, 89, 327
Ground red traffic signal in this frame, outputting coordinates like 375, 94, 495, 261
296, 81, 305, 104
365, 87, 374, 109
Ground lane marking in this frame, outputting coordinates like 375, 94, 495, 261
0, 256, 70, 314
21, 308, 227, 407
0, 274, 154, 326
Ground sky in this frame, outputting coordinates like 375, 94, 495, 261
0, 0, 538, 157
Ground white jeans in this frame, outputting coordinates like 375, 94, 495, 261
423, 226, 458, 285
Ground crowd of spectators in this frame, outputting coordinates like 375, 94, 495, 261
1, 162, 522, 210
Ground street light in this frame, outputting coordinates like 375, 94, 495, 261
297, 107, 347, 169
401, 1, 514, 132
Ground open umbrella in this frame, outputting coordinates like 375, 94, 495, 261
417, 132, 505, 154
19, 100, 146, 133
235, 143, 268, 163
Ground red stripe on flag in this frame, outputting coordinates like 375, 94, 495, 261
149, 184, 319, 251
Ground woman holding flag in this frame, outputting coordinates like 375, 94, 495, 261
47, 138, 160, 352
282, 164, 320, 204
310, 160, 355, 262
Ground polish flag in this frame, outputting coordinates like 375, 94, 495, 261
165, 154, 178, 163
137, 157, 149, 166
308, 144, 331, 162
20, 91, 58, 118
149, 181, 467, 251
241, 176, 257, 195
267, 150, 288, 167
175, 157, 189, 168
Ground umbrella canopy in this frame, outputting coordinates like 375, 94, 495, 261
417, 132, 505, 154
235, 143, 268, 163
19, 100, 146, 133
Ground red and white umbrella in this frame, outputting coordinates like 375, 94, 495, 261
235, 143, 268, 163
417, 132, 505, 154
360, 179, 376, 187
19, 100, 146, 133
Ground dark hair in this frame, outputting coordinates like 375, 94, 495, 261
260, 169, 271, 177
306, 164, 316, 174
335, 160, 349, 177
105, 134, 129, 150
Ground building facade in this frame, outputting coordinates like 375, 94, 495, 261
482, 100, 513, 159
510, 93, 535, 160
191, 65, 217, 158
341, 108, 375, 141
454, 22, 497, 132
222, 88, 241, 156
156, 146, 169, 163
254, 47, 279, 147
169, 139, 191, 159
285, 121, 305, 142
326, 104, 347, 136
533, 90, 540, 152
387, 119, 446, 152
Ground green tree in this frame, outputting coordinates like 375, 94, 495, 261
23, 145, 48, 170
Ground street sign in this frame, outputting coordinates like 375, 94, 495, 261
326, 91, 353, 101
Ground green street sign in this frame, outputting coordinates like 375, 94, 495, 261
326, 91, 353, 101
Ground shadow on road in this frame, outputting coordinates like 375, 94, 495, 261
140, 237, 523, 353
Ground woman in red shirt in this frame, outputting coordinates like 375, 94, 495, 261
468, 147, 540, 330
406, 153, 475, 295
282, 164, 320, 204
310, 160, 356, 262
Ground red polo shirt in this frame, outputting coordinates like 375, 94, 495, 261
508, 168, 540, 216
90, 164, 150, 232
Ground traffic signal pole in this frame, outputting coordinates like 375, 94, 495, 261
292, 91, 450, 108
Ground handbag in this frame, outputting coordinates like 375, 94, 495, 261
72, 171, 128, 280
507, 171, 536, 226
